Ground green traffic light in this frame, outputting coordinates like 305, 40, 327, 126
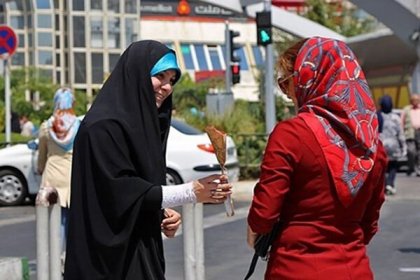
260, 30, 270, 43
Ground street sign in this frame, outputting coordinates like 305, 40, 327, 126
0, 25, 18, 59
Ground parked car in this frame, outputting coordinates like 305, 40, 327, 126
0, 119, 239, 206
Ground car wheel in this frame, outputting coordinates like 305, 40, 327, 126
0, 169, 28, 206
166, 169, 183, 185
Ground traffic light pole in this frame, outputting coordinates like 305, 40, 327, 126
225, 21, 231, 92
264, 0, 276, 134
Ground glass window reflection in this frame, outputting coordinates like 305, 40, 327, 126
92, 53, 103, 84
252, 46, 264, 67
107, 17, 120, 48
125, 0, 136, 13
194, 44, 208, 71
90, 0, 102, 10
72, 0, 84, 11
37, 15, 52, 28
74, 52, 86, 83
38, 50, 53, 65
208, 46, 222, 70
109, 54, 120, 72
91, 17, 103, 48
38, 32, 53, 47
11, 52, 25, 65
181, 44, 194, 70
73, 16, 85, 47
125, 18, 136, 48
10, 16, 24, 29
36, 0, 51, 9
108, 0, 119, 13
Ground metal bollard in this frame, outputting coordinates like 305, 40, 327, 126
36, 187, 61, 280
182, 203, 205, 280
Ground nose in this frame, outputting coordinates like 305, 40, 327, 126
161, 82, 173, 94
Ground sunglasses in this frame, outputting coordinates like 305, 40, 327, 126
277, 72, 295, 93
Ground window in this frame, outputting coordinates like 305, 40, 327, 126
8, 1, 24, 10
107, 17, 120, 48
125, 18, 137, 48
72, 0, 84, 11
11, 52, 25, 66
18, 34, 25, 47
74, 52, 86, 83
90, 0, 102, 10
37, 32, 53, 47
91, 17, 103, 48
92, 53, 103, 84
10, 16, 24, 29
73, 16, 85, 47
208, 46, 222, 70
37, 15, 52, 28
180, 44, 194, 70
125, 0, 136, 13
38, 50, 53, 65
252, 46, 264, 67
36, 0, 51, 9
109, 53, 120, 72
194, 44, 208, 71
108, 0, 119, 13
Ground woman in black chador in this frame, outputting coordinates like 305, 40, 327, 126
64, 40, 231, 280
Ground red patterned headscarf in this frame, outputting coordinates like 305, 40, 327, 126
294, 37, 379, 207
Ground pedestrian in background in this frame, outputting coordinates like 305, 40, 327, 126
20, 114, 35, 137
247, 37, 387, 280
37, 88, 80, 258
378, 95, 407, 195
401, 94, 420, 176
64, 40, 231, 280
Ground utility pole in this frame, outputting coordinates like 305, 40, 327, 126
225, 21, 231, 91
263, 0, 275, 134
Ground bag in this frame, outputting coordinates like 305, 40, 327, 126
244, 221, 282, 280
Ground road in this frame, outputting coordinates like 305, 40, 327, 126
0, 174, 419, 279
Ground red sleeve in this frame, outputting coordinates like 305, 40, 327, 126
247, 120, 301, 234
360, 143, 387, 244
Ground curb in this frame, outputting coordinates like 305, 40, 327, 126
0, 257, 29, 280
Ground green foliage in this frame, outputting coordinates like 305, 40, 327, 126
304, 0, 373, 37
0, 67, 88, 131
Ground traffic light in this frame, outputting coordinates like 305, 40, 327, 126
228, 30, 241, 84
256, 11, 272, 46
229, 30, 241, 63
231, 63, 240, 84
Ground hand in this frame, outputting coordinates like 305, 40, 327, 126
193, 174, 232, 204
161, 208, 181, 238
247, 225, 258, 249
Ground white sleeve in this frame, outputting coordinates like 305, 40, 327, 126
161, 182, 197, 208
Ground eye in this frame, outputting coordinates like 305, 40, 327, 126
169, 77, 176, 86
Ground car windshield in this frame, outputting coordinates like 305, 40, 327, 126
171, 119, 202, 135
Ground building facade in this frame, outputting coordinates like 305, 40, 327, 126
0, 0, 141, 102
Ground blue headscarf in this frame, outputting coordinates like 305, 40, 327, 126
150, 51, 181, 85
48, 88, 80, 151
380, 95, 393, 114
53, 88, 74, 111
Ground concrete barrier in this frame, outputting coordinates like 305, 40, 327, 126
0, 257, 29, 280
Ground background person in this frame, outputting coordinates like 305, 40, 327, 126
401, 94, 420, 176
64, 40, 231, 280
378, 95, 407, 195
37, 88, 81, 257
20, 114, 35, 137
247, 37, 387, 280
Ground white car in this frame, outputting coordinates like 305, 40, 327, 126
0, 119, 239, 206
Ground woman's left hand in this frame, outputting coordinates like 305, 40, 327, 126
247, 225, 258, 249
161, 208, 181, 238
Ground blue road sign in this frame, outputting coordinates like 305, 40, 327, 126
0, 25, 18, 58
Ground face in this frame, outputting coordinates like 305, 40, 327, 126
277, 69, 298, 112
151, 69, 177, 108
411, 95, 419, 108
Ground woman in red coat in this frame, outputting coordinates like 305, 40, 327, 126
247, 37, 387, 279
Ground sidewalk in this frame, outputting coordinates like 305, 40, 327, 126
231, 180, 257, 202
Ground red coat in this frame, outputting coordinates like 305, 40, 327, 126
248, 116, 387, 280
